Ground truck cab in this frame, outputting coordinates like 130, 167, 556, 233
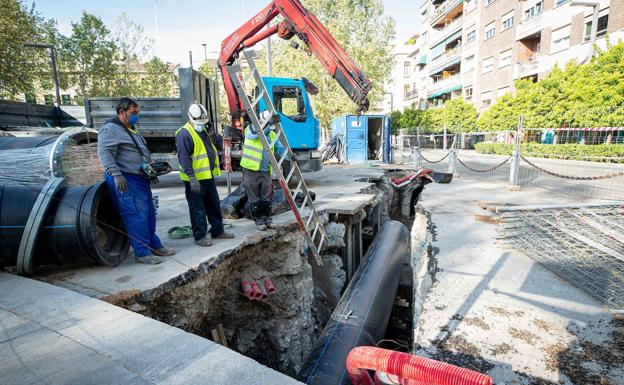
258, 77, 322, 172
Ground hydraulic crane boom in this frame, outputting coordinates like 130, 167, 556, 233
218, 0, 372, 128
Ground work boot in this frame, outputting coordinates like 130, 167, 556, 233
264, 218, 276, 229
213, 231, 235, 239
135, 256, 164, 265
255, 220, 268, 231
152, 246, 176, 257
195, 237, 213, 247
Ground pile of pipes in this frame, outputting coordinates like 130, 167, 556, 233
320, 134, 345, 163
240, 277, 277, 300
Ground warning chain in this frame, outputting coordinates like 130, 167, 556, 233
419, 150, 450, 164
521, 155, 624, 180
457, 157, 510, 173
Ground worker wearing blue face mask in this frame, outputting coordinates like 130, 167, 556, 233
98, 97, 176, 265
176, 103, 235, 247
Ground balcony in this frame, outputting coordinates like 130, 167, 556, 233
516, 13, 543, 40
431, 0, 463, 25
430, 16, 463, 46
429, 73, 461, 93
514, 57, 540, 79
404, 89, 419, 100
430, 46, 461, 71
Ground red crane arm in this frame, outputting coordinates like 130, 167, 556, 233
218, 0, 372, 128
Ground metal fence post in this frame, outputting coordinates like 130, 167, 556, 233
443, 126, 448, 150
399, 129, 404, 164
509, 115, 523, 190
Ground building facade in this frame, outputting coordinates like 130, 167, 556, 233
382, 0, 624, 113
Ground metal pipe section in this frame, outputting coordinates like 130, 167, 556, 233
298, 220, 410, 385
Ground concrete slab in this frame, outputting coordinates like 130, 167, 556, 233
35, 165, 385, 299
0, 273, 301, 385
413, 177, 623, 384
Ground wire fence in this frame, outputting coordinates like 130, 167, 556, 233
497, 204, 624, 311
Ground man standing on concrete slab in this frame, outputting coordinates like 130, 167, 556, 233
176, 103, 235, 246
98, 97, 176, 265
241, 112, 287, 231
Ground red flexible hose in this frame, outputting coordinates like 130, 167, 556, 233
346, 346, 493, 385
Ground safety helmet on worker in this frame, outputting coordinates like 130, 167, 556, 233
188, 103, 209, 131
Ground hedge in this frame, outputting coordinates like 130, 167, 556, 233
473, 143, 624, 163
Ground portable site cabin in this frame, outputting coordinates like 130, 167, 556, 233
330, 114, 391, 164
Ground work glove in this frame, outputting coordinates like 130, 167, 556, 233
114, 174, 128, 193
189, 177, 201, 193
150, 176, 159, 185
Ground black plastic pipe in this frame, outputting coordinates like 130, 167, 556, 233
0, 181, 129, 272
298, 220, 410, 385
0, 136, 58, 151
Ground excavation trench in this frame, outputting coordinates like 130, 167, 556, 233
104, 173, 427, 379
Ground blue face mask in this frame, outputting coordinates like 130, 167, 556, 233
127, 113, 140, 126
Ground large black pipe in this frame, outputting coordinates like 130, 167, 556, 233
298, 220, 410, 385
0, 136, 58, 151
0, 181, 129, 271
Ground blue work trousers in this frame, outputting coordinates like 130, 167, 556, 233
184, 178, 224, 241
105, 172, 162, 257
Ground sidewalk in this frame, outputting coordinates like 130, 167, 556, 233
0, 273, 300, 385
414, 178, 623, 384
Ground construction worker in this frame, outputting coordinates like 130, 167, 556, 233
176, 103, 235, 246
241, 112, 287, 231
98, 97, 176, 265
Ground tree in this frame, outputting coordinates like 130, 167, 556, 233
113, 13, 153, 96
62, 12, 118, 103
438, 98, 478, 133
138, 57, 176, 97
0, 0, 48, 99
389, 110, 402, 134
256, 0, 395, 134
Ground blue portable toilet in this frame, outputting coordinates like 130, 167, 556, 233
331, 114, 389, 164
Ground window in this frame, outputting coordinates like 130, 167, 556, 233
464, 86, 473, 101
556, 0, 569, 6
551, 25, 570, 53
404, 61, 411, 77
498, 86, 510, 96
465, 0, 476, 12
273, 86, 306, 122
44, 95, 54, 106
524, 1, 544, 20
484, 22, 496, 40
466, 28, 476, 43
464, 55, 475, 72
486, 0, 496, 6
61, 94, 72, 105
482, 56, 494, 73
481, 91, 492, 107
404, 84, 411, 99
502, 11, 515, 31
585, 14, 609, 42
499, 49, 512, 68
24, 93, 36, 103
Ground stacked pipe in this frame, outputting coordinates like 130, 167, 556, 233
240, 277, 277, 300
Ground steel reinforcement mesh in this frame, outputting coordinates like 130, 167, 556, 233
498, 205, 624, 311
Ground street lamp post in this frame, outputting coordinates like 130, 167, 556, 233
24, 43, 61, 112
571, 0, 600, 60
202, 43, 208, 61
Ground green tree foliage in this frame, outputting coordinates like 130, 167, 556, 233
389, 99, 477, 134
257, 0, 395, 133
389, 110, 402, 134
0, 0, 49, 99
137, 57, 176, 97
478, 42, 624, 131
62, 12, 119, 102
113, 13, 153, 96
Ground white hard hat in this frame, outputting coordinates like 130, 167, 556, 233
188, 103, 209, 125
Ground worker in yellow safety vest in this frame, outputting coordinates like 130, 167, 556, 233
241, 112, 287, 231
175, 103, 235, 246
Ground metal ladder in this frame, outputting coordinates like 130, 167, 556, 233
226, 50, 325, 265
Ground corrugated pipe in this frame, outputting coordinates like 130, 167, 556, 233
346, 346, 493, 385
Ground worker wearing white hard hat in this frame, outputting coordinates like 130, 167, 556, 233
175, 103, 235, 246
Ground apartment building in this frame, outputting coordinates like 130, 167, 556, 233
383, 0, 624, 113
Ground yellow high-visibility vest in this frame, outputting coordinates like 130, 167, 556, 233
240, 127, 276, 172
175, 122, 221, 181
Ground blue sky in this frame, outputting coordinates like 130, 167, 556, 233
32, 0, 420, 65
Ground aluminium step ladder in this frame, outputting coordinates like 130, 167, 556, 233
226, 50, 326, 265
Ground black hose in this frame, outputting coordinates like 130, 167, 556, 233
298, 220, 410, 385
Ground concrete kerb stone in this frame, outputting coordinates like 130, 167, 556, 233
410, 205, 434, 352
